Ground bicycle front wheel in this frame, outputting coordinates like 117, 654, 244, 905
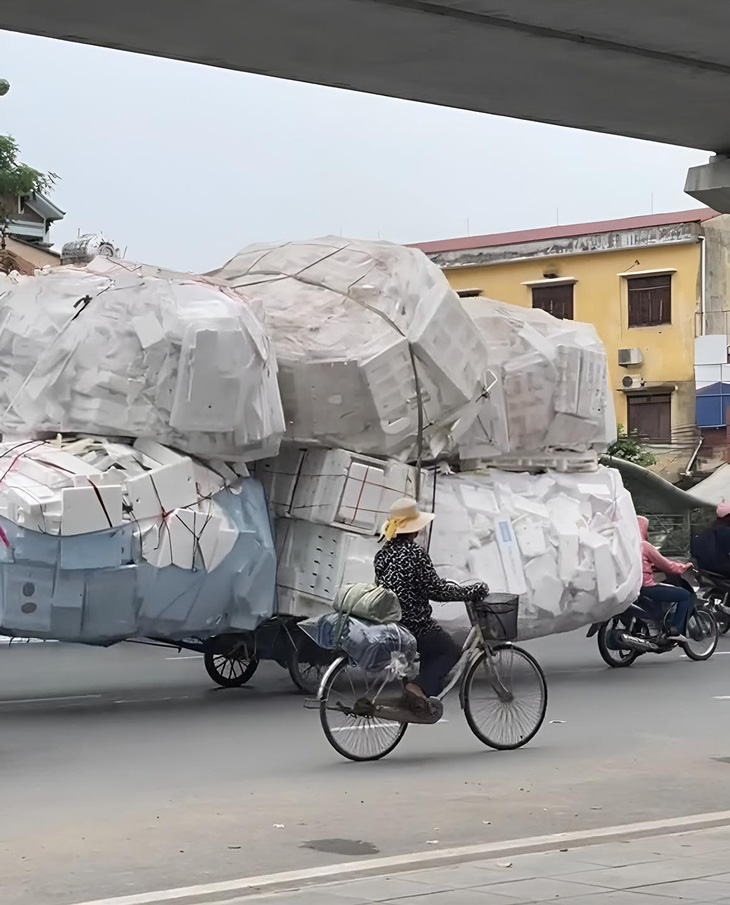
319, 658, 408, 762
464, 644, 547, 750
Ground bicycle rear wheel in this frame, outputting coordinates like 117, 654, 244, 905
319, 658, 408, 762
463, 644, 547, 750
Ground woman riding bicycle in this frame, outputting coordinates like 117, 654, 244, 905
374, 498, 489, 714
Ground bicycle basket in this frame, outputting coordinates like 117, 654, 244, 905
468, 593, 519, 641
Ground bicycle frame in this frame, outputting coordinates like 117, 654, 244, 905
316, 620, 513, 713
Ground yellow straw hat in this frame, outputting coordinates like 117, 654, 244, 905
382, 497, 435, 541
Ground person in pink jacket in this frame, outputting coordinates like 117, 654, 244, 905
638, 516, 693, 640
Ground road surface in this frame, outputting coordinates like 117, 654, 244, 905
0, 631, 729, 905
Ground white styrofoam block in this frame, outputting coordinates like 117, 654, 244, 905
428, 467, 642, 640
148, 460, 198, 513
61, 484, 123, 535
494, 517, 527, 595
274, 518, 379, 617
126, 472, 164, 523
255, 446, 427, 536
515, 520, 548, 559
132, 312, 166, 349
167, 510, 198, 570
133, 439, 186, 467
170, 325, 256, 432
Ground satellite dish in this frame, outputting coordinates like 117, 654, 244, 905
0, 80, 10, 97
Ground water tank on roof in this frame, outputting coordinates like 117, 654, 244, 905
61, 234, 119, 266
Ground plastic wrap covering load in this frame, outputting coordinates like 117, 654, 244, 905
0, 439, 276, 643
300, 613, 416, 674
0, 259, 285, 459
255, 446, 431, 536
457, 299, 616, 460
428, 467, 642, 640
210, 236, 490, 459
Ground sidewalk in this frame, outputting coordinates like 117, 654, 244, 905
231, 824, 730, 904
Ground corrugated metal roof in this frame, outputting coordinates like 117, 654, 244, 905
411, 209, 720, 256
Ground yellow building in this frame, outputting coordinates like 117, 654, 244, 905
415, 209, 730, 473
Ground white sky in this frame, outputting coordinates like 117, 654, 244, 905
0, 29, 711, 273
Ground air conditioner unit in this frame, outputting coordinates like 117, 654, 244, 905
618, 348, 643, 367
622, 375, 645, 389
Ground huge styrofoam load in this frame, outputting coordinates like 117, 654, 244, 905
428, 467, 641, 640
0, 259, 285, 459
209, 237, 490, 458
255, 446, 431, 536
456, 299, 616, 461
0, 438, 276, 642
275, 518, 380, 618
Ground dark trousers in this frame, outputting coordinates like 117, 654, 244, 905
641, 584, 693, 634
413, 627, 461, 698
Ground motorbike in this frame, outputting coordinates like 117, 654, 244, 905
587, 569, 718, 668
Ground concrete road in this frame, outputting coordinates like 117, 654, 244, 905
0, 631, 729, 905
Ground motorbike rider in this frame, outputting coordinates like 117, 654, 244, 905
638, 516, 693, 641
374, 497, 489, 714
691, 501, 730, 578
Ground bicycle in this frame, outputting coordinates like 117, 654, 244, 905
316, 594, 548, 761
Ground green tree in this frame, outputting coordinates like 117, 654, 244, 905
607, 424, 657, 467
0, 135, 57, 252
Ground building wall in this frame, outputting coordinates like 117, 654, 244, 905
4, 238, 59, 269
702, 214, 730, 336
444, 241, 701, 439
0, 193, 43, 225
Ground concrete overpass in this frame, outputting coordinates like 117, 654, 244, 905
2, 1, 730, 204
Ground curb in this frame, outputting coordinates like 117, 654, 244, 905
70, 809, 730, 905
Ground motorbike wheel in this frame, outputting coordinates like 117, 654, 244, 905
597, 619, 640, 668
709, 598, 730, 635
682, 606, 718, 661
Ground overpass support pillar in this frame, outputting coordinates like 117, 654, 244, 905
686, 155, 730, 213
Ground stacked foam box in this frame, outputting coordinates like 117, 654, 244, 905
457, 298, 616, 465
428, 467, 642, 640
210, 236, 491, 459
255, 446, 432, 617
0, 258, 285, 459
0, 438, 276, 642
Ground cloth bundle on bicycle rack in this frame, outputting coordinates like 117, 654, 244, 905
299, 612, 417, 675
428, 466, 642, 640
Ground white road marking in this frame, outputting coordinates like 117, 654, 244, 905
164, 655, 204, 660
67, 809, 730, 905
113, 696, 194, 705
0, 694, 102, 705
0, 636, 58, 645
713, 696, 730, 700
